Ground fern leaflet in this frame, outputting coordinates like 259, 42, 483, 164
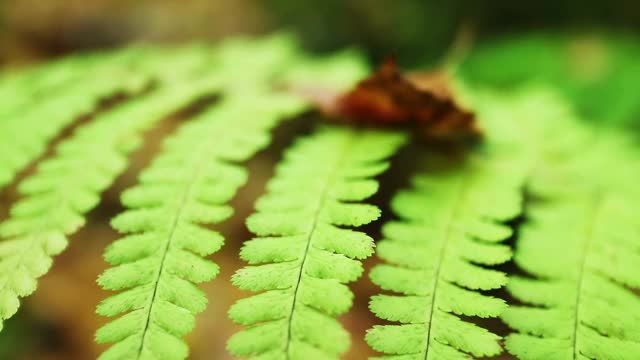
0, 32, 368, 334
0, 48, 149, 190
95, 93, 305, 360
0, 50, 116, 116
483, 88, 640, 360
228, 126, 406, 359
504, 192, 640, 360
366, 152, 525, 359
0, 77, 221, 331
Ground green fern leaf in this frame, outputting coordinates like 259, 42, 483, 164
504, 191, 640, 360
508, 195, 640, 358
0, 78, 221, 331
478, 88, 640, 360
228, 126, 406, 359
0, 53, 89, 117
0, 49, 150, 189
95, 93, 304, 360
366, 151, 525, 359
467, 87, 640, 195
0, 32, 367, 334
0, 32, 318, 330
0, 50, 133, 113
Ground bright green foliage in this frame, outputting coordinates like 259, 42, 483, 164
366, 152, 525, 360
477, 88, 640, 360
0, 43, 230, 191
0, 33, 369, 343
0, 30, 638, 360
228, 126, 406, 359
0, 77, 221, 332
0, 49, 149, 190
504, 193, 640, 360
95, 93, 305, 360
0, 51, 122, 114
465, 86, 640, 194
460, 31, 640, 126
93, 39, 368, 359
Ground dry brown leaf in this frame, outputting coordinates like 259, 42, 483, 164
295, 58, 481, 141
337, 58, 480, 139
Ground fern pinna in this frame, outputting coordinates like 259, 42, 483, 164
366, 150, 525, 359
492, 89, 640, 360
95, 93, 305, 359
94, 38, 369, 359
228, 126, 406, 359
0, 48, 136, 119
0, 75, 221, 331
0, 33, 327, 331
0, 48, 149, 190
504, 192, 640, 360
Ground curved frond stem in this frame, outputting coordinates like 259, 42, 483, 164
135, 151, 204, 358
421, 175, 469, 360
284, 134, 353, 358
570, 193, 601, 360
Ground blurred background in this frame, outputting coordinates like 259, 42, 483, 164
2, 0, 640, 67
1, 1, 639, 359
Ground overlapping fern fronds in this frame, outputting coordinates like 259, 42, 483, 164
0, 43, 231, 191
366, 151, 526, 359
228, 126, 406, 359
0, 48, 150, 190
0, 76, 222, 331
467, 87, 640, 194
0, 50, 133, 113
95, 93, 305, 360
482, 88, 640, 360
504, 192, 640, 360
0, 33, 370, 335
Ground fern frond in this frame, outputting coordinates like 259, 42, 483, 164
228, 126, 406, 359
0, 48, 149, 190
0, 54, 83, 116
477, 88, 640, 359
503, 192, 640, 360
0, 79, 220, 331
95, 93, 305, 360
0, 43, 230, 191
366, 152, 525, 359
467, 87, 640, 195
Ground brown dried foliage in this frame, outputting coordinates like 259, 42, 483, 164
296, 58, 481, 141
337, 58, 480, 139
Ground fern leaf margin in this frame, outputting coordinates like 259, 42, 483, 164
0, 76, 222, 332
228, 126, 407, 359
95, 93, 305, 360
366, 151, 526, 359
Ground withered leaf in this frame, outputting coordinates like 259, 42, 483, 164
293, 58, 481, 141
338, 58, 480, 139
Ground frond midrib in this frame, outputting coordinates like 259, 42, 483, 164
570, 191, 603, 360
284, 133, 353, 359
134, 120, 225, 358
422, 174, 469, 360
